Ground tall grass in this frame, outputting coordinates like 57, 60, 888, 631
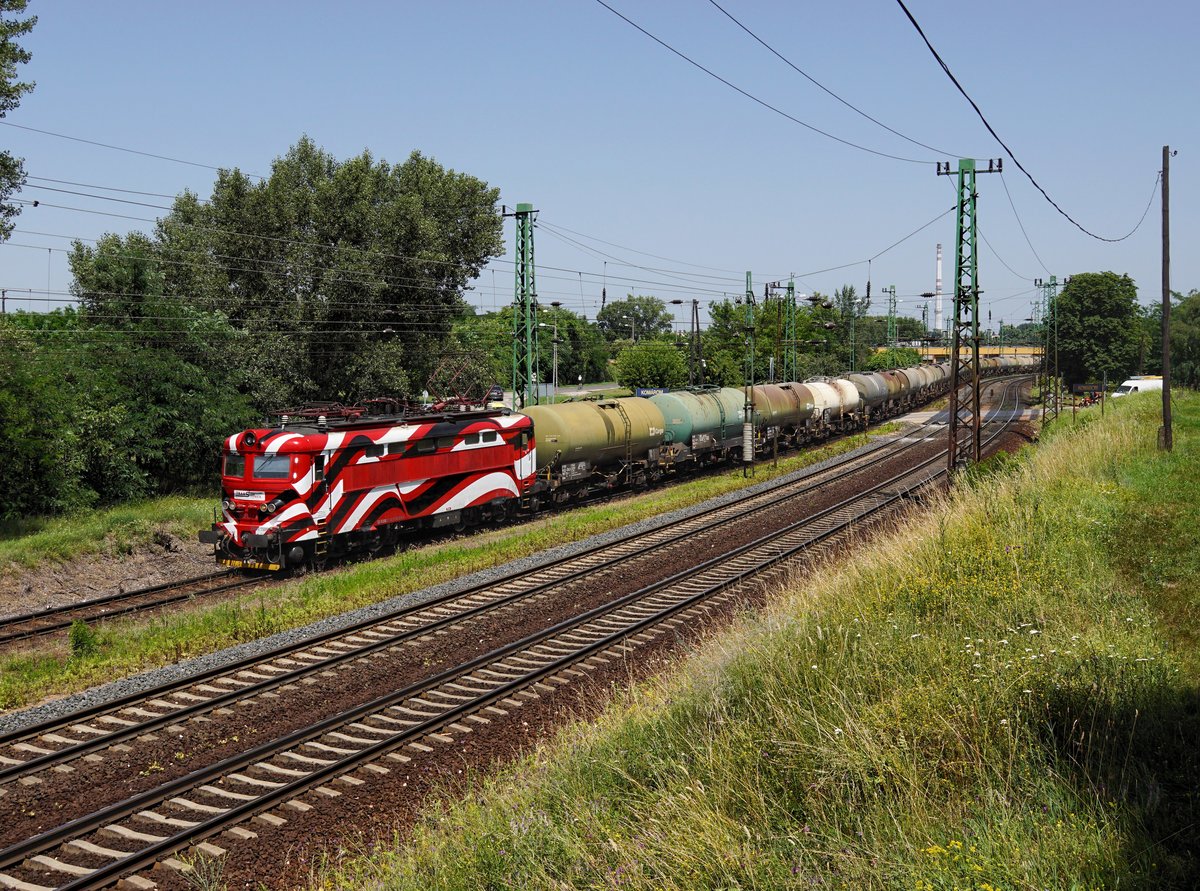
0, 431, 877, 711
309, 392, 1200, 890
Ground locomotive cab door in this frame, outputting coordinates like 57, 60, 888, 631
311, 452, 330, 523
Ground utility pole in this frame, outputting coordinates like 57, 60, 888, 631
1161, 145, 1174, 451
938, 158, 1001, 472
783, 278, 798, 383
884, 285, 898, 348
742, 271, 755, 477
690, 299, 703, 386
507, 203, 539, 408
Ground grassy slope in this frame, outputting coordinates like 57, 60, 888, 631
0, 431, 884, 711
0, 496, 212, 569
311, 392, 1200, 891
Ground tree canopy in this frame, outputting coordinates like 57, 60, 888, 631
614, 340, 688, 390
75, 137, 505, 408
596, 295, 675, 343
0, 0, 35, 241
1055, 272, 1141, 386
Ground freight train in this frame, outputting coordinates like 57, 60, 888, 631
199, 357, 1038, 570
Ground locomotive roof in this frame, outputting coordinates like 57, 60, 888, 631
227, 408, 528, 453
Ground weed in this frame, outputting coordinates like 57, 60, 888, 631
67, 620, 99, 659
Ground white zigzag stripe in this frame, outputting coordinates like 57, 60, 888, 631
338, 485, 402, 533
434, 472, 519, 513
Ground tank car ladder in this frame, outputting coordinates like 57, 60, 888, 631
611, 400, 634, 485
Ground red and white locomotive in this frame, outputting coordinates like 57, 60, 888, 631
199, 404, 535, 570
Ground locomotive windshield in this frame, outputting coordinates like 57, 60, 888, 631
252, 454, 290, 479
223, 454, 246, 477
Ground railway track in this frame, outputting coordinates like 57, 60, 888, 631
0, 379, 1030, 890
0, 378, 983, 653
0, 573, 262, 650
0, 417, 943, 782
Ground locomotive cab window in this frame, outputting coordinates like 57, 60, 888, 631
415, 439, 436, 455
365, 444, 385, 458
252, 454, 290, 479
481, 430, 498, 444
314, 454, 325, 481
223, 454, 246, 477
463, 433, 480, 445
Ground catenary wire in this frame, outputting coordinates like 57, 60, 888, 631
0, 120, 267, 179
893, 0, 1160, 242
705, 0, 967, 158
593, 0, 934, 165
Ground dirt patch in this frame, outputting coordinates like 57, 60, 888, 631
0, 533, 215, 619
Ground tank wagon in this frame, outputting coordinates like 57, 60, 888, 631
202, 360, 1038, 569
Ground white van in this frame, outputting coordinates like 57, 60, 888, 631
1112, 376, 1163, 397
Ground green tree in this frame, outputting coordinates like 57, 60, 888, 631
613, 340, 688, 390
1170, 289, 1200, 388
69, 232, 254, 493
596, 295, 674, 343
1055, 272, 1141, 386
153, 137, 503, 407
0, 0, 35, 241
0, 318, 85, 519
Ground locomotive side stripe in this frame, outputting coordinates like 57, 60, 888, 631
359, 494, 404, 530
338, 485, 404, 534
433, 472, 520, 513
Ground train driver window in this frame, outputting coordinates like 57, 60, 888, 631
481, 430, 498, 444
314, 454, 325, 482
223, 454, 246, 478
252, 454, 290, 479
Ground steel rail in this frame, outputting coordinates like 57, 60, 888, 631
0, 572, 254, 648
0, 416, 964, 887
0, 422, 931, 771
0, 379, 1032, 888
0, 377, 1030, 890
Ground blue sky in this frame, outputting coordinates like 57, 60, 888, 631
2, 0, 1194, 336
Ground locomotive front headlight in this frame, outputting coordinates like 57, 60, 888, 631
222, 499, 236, 512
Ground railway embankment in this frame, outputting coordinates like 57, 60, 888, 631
310, 391, 1200, 890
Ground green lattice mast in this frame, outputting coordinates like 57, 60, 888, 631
938, 158, 1000, 471
510, 203, 539, 408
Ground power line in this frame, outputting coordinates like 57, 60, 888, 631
997, 172, 1049, 275
533, 219, 748, 276
593, 0, 933, 164
705, 0, 966, 158
26, 175, 181, 200
0, 120, 266, 179
893, 0, 1160, 242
